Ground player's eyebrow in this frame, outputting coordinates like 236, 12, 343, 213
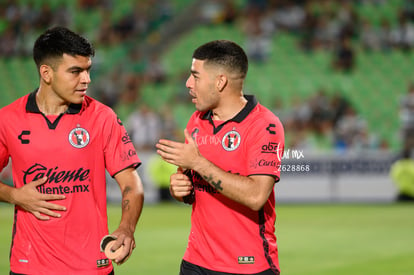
190, 70, 199, 76
67, 64, 92, 71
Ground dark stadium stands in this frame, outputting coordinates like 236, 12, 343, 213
1, 0, 413, 152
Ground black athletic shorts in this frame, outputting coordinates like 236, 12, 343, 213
180, 260, 279, 275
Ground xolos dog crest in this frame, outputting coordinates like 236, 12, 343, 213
222, 130, 241, 151
69, 127, 90, 149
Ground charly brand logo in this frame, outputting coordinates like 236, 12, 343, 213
222, 130, 241, 151
68, 127, 90, 148
18, 130, 31, 144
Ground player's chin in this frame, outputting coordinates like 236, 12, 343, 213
71, 93, 86, 104
194, 102, 207, 112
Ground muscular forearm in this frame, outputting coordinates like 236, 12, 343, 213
114, 169, 144, 233
193, 157, 272, 211
119, 184, 144, 233
156, 130, 274, 210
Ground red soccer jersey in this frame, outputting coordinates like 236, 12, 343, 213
0, 91, 140, 275
183, 95, 284, 274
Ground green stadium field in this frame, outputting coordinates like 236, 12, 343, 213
0, 202, 413, 274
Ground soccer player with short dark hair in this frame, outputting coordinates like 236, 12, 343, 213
0, 26, 144, 274
156, 40, 285, 275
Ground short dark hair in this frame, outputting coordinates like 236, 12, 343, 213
192, 40, 248, 79
33, 26, 95, 69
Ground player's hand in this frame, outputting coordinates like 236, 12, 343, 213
11, 176, 66, 221
109, 227, 136, 265
170, 167, 193, 201
156, 129, 201, 170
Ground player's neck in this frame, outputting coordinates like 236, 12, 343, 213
36, 89, 69, 116
212, 94, 247, 121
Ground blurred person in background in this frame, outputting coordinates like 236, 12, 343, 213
0, 26, 144, 274
156, 40, 284, 275
399, 81, 414, 157
126, 103, 163, 152
360, 18, 382, 51
390, 149, 414, 201
332, 35, 355, 72
390, 11, 414, 51
240, 5, 275, 63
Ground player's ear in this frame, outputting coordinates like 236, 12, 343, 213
216, 74, 227, 92
40, 64, 53, 84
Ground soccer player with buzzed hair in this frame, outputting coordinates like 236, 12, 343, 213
157, 40, 284, 275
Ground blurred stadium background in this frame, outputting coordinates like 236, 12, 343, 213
0, 0, 414, 274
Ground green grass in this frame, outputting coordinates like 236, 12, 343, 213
276, 203, 414, 275
0, 202, 413, 274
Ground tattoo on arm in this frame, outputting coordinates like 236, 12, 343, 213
122, 199, 130, 211
211, 180, 223, 191
203, 174, 223, 191
122, 186, 132, 210
123, 186, 132, 196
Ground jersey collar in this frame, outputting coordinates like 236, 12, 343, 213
26, 89, 83, 114
202, 95, 258, 122
202, 95, 258, 134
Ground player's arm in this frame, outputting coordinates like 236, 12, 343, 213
0, 177, 66, 220
156, 129, 275, 211
110, 167, 144, 265
193, 159, 274, 211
